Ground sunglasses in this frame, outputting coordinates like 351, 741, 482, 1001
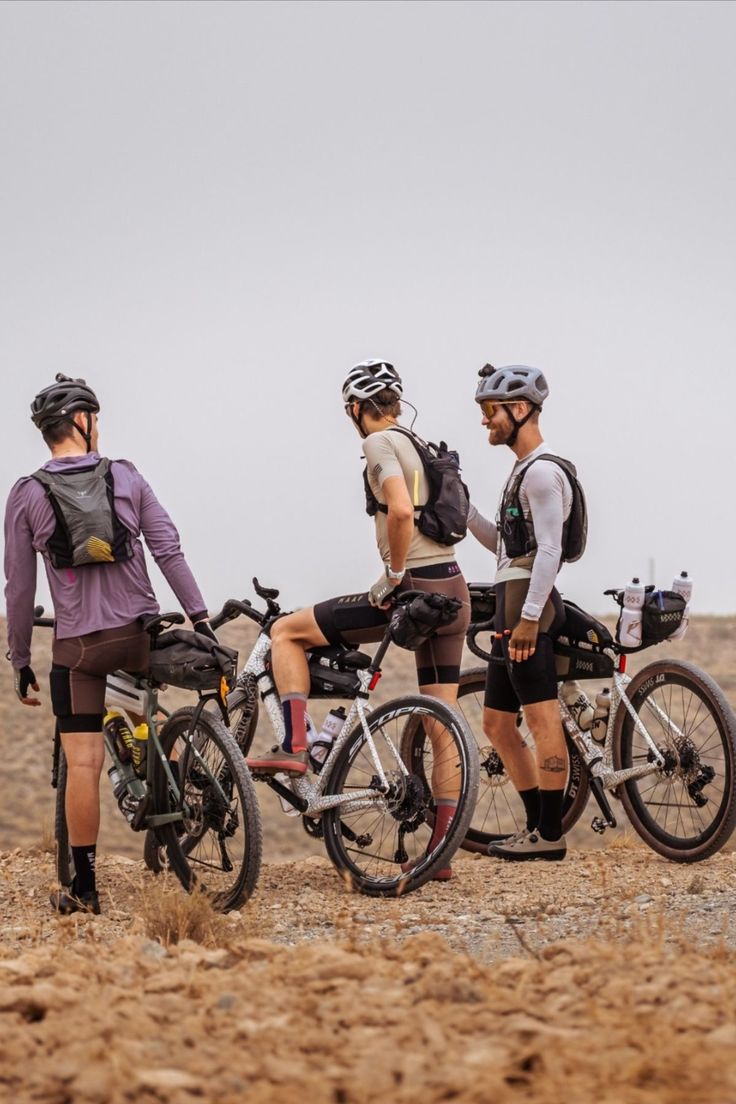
479, 399, 515, 419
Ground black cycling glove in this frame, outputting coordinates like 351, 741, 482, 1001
193, 620, 217, 642
15, 665, 39, 701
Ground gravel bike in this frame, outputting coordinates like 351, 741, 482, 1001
36, 607, 262, 911
181, 578, 479, 896
446, 584, 736, 862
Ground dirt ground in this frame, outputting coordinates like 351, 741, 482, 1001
2, 845, 736, 1103
2, 614, 736, 1102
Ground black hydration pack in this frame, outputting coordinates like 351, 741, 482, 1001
31, 458, 133, 569
499, 454, 587, 564
363, 427, 470, 547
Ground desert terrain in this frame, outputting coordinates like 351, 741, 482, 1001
1, 613, 736, 1102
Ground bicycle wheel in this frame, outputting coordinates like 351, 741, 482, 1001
153, 707, 262, 910
54, 746, 74, 887
322, 695, 479, 897
452, 667, 590, 851
613, 659, 736, 861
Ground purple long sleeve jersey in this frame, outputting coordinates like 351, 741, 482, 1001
4, 453, 207, 668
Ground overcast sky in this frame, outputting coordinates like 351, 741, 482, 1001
2, 0, 735, 620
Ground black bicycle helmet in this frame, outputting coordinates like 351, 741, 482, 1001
31, 373, 100, 429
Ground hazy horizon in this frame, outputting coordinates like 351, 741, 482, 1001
2, 0, 735, 619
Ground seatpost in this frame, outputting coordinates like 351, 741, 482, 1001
369, 629, 393, 675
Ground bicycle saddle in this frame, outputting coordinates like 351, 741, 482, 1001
142, 611, 185, 636
308, 645, 372, 671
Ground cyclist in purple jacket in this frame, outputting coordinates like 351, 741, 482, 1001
4, 374, 213, 915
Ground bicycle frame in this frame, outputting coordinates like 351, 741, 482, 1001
241, 631, 411, 817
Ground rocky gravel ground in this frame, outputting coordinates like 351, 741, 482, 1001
2, 842, 736, 1104
3, 839, 736, 960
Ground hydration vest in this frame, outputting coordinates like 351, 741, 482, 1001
31, 458, 133, 568
363, 426, 470, 547
499, 454, 587, 564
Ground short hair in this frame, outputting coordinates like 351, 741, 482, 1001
41, 419, 76, 448
360, 387, 401, 419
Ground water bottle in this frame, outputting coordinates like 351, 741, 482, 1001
591, 688, 611, 743
273, 773, 301, 817
104, 712, 146, 821
107, 761, 144, 823
618, 577, 645, 647
560, 682, 594, 730
669, 571, 692, 641
132, 723, 149, 776
308, 707, 347, 771
104, 711, 134, 763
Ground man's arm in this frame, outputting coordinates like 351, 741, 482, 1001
4, 481, 38, 673
381, 475, 414, 574
467, 503, 498, 553
135, 472, 209, 623
507, 462, 566, 662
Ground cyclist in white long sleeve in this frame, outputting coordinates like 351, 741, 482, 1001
469, 364, 574, 860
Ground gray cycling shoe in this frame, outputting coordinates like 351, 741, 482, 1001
487, 829, 567, 861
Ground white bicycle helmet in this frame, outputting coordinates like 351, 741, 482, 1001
475, 364, 549, 408
342, 360, 403, 404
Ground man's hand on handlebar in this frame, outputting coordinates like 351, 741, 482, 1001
508, 618, 539, 663
193, 620, 217, 642
15, 665, 41, 706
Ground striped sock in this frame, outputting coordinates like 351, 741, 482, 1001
282, 693, 308, 753
428, 799, 457, 853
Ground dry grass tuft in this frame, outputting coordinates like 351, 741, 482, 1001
33, 818, 55, 855
137, 878, 233, 946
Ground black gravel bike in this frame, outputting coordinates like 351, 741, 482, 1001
36, 607, 262, 911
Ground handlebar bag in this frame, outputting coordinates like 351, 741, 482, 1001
641, 591, 687, 646
148, 629, 238, 690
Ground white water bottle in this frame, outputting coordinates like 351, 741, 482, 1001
669, 571, 692, 641
618, 577, 645, 647
591, 688, 611, 743
308, 707, 346, 771
560, 681, 594, 730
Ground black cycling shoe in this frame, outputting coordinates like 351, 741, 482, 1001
49, 887, 101, 915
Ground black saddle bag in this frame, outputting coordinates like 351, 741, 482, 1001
148, 629, 238, 691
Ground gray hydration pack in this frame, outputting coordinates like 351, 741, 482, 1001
32, 458, 133, 568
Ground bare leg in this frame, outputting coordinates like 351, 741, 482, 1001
60, 731, 105, 845
482, 707, 538, 792
419, 682, 461, 800
524, 699, 568, 789
270, 608, 329, 696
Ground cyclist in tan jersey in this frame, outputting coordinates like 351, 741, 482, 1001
247, 360, 470, 879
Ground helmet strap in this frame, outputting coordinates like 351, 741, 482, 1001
73, 412, 94, 453
505, 404, 539, 448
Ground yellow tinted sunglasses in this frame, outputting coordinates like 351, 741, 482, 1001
479, 399, 515, 418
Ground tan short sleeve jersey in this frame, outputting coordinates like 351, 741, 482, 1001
362, 429, 455, 569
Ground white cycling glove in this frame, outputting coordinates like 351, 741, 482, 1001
368, 566, 405, 608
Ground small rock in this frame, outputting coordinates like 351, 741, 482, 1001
140, 940, 168, 960
136, 1069, 201, 1092
216, 992, 236, 1010
634, 894, 653, 904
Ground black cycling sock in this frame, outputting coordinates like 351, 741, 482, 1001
538, 789, 564, 841
71, 844, 97, 895
518, 786, 541, 832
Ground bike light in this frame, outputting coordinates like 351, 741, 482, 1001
369, 671, 382, 691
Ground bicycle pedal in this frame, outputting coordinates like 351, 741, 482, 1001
591, 816, 608, 834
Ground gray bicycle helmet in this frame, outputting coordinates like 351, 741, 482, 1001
342, 360, 403, 404
31, 373, 100, 429
475, 364, 549, 408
